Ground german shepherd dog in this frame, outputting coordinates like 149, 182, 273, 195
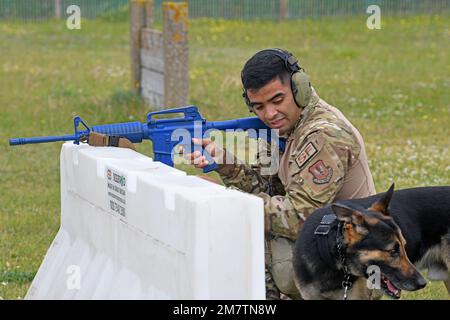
293, 185, 450, 300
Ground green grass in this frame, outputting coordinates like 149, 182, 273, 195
0, 14, 449, 300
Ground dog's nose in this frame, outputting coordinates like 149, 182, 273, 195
416, 275, 427, 289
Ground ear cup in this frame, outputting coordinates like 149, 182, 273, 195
291, 70, 312, 108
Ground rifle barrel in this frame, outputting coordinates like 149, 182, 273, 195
9, 134, 78, 146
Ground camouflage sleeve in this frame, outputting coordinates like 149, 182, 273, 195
216, 138, 285, 195
260, 126, 361, 240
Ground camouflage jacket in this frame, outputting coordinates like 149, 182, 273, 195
217, 90, 376, 241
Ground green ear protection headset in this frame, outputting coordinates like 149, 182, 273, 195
242, 48, 312, 112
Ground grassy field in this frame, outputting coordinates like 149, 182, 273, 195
0, 13, 449, 299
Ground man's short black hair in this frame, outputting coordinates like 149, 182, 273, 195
241, 50, 291, 91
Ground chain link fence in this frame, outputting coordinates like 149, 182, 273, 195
0, 0, 127, 20
156, 0, 450, 20
1, 0, 449, 21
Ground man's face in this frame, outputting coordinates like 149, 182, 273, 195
246, 77, 301, 135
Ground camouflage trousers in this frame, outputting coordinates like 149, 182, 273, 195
265, 236, 302, 300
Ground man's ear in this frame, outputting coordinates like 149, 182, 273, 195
369, 183, 395, 216
331, 203, 367, 236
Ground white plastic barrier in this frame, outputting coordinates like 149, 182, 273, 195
26, 143, 265, 299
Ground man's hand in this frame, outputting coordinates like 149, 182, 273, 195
183, 138, 225, 169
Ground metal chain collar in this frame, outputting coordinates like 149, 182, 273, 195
336, 222, 353, 300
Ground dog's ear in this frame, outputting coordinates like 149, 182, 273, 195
369, 183, 395, 216
332, 204, 364, 225
332, 204, 368, 236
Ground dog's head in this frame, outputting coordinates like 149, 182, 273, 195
331, 184, 427, 299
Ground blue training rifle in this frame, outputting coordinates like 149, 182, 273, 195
9, 106, 284, 173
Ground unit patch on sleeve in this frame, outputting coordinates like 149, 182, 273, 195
308, 160, 333, 184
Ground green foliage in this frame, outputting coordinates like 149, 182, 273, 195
0, 270, 36, 283
97, 4, 129, 22
0, 14, 449, 299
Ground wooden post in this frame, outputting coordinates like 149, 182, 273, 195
140, 0, 163, 109
140, 28, 164, 109
55, 0, 62, 19
145, 0, 154, 29
129, 0, 148, 93
163, 2, 189, 108
278, 0, 288, 22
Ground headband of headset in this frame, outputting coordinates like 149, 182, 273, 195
260, 48, 301, 73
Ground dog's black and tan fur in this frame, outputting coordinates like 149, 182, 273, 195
293, 185, 450, 300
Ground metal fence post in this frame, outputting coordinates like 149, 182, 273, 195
55, 0, 62, 19
278, 0, 288, 22
163, 2, 189, 108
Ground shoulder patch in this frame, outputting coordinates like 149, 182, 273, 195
298, 143, 345, 200
295, 142, 318, 168
308, 160, 333, 184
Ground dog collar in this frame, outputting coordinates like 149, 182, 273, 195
314, 214, 353, 299
336, 221, 353, 299
314, 214, 338, 269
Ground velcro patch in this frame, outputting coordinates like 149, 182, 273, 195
295, 142, 318, 168
308, 160, 333, 184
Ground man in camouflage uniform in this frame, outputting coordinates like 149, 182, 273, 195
186, 49, 376, 299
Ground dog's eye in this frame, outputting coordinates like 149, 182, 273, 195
389, 244, 400, 256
